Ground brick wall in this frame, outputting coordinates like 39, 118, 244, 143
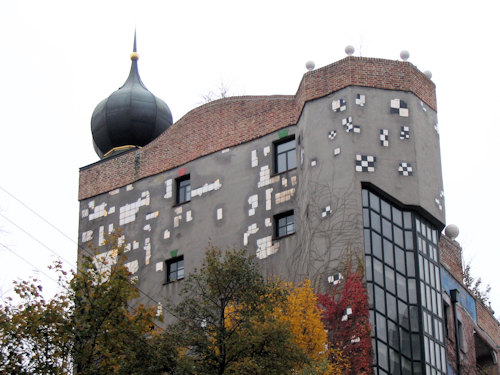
477, 301, 500, 347
439, 235, 464, 282
79, 56, 436, 200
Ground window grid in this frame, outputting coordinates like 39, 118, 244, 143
276, 211, 295, 238
362, 189, 446, 375
275, 138, 297, 173
177, 176, 191, 204
166, 256, 184, 283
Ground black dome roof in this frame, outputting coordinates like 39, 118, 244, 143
91, 38, 173, 159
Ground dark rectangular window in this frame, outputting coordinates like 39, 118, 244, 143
275, 211, 295, 238
166, 256, 184, 283
275, 138, 296, 173
457, 321, 464, 350
176, 175, 191, 204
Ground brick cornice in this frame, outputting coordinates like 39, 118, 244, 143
79, 56, 436, 200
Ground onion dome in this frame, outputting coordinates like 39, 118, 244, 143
91, 34, 173, 159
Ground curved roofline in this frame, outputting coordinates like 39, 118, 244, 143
80, 56, 436, 200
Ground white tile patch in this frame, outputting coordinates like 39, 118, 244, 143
82, 230, 93, 243
263, 146, 270, 156
174, 215, 181, 228
144, 238, 151, 265
256, 236, 280, 259
119, 191, 150, 225
282, 178, 288, 187
275, 188, 295, 204
146, 211, 159, 220
265, 218, 272, 227
89, 202, 107, 221
190, 179, 222, 198
164, 229, 170, 239
334, 148, 341, 156
125, 260, 139, 274
266, 188, 273, 210
251, 150, 258, 167
164, 179, 173, 199
108, 206, 115, 215
108, 223, 114, 233
143, 224, 151, 231
98, 226, 105, 246
217, 208, 223, 220
156, 262, 164, 272
356, 94, 366, 106
186, 210, 192, 222
126, 184, 134, 191
243, 224, 259, 246
81, 208, 89, 218
109, 189, 120, 195
221, 148, 230, 153
257, 165, 280, 188
133, 241, 139, 250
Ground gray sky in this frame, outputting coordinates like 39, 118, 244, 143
1, 0, 499, 316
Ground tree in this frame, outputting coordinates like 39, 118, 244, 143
199, 81, 239, 104
276, 279, 331, 374
0, 232, 163, 375
71, 233, 161, 375
463, 261, 492, 306
0, 267, 72, 374
165, 245, 307, 375
318, 256, 372, 375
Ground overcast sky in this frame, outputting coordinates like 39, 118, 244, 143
1, 1, 499, 316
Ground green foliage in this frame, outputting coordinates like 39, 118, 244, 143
0, 232, 162, 375
0, 266, 72, 374
463, 261, 492, 306
165, 245, 307, 375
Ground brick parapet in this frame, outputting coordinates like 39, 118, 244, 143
439, 234, 464, 282
79, 56, 436, 200
477, 301, 500, 347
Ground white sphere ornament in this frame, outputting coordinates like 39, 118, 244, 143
445, 224, 459, 240
305, 61, 315, 71
400, 50, 410, 61
424, 70, 432, 79
345, 45, 355, 56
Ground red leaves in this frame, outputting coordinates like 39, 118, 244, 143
318, 269, 373, 375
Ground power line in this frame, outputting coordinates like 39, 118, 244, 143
0, 241, 62, 288
0, 212, 76, 271
0, 184, 166, 312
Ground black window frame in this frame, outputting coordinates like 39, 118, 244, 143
166, 256, 184, 283
274, 210, 295, 238
274, 137, 297, 174
176, 175, 191, 204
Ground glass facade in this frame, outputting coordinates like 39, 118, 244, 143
362, 189, 446, 375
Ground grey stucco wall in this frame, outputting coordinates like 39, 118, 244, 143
78, 85, 444, 312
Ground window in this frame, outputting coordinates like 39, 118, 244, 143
166, 256, 184, 283
457, 321, 464, 350
275, 211, 295, 238
443, 302, 450, 337
275, 138, 296, 173
176, 175, 191, 204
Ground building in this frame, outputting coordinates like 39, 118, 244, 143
78, 42, 500, 374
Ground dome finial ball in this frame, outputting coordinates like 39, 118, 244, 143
130, 52, 139, 61
445, 224, 459, 240
345, 45, 355, 56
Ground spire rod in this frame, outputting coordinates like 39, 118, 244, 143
133, 28, 137, 53
130, 29, 139, 61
